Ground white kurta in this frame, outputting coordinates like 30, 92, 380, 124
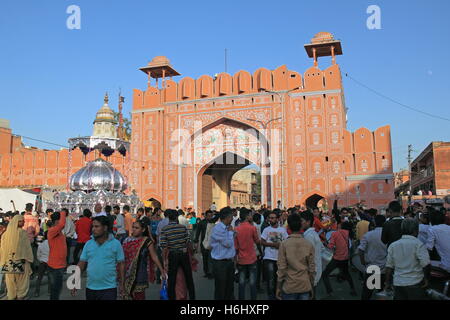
303, 227, 324, 286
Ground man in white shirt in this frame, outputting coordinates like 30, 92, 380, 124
34, 236, 50, 297
426, 209, 450, 272
210, 202, 217, 212
300, 211, 324, 298
261, 211, 288, 300
418, 212, 430, 245
92, 203, 107, 218
231, 208, 240, 228
113, 206, 127, 243
61, 208, 76, 265
178, 210, 189, 228
385, 219, 430, 300
358, 215, 388, 300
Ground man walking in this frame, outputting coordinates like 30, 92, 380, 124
381, 201, 404, 248
61, 208, 76, 265
23, 203, 39, 276
160, 209, 196, 300
426, 209, 450, 273
234, 208, 260, 300
261, 211, 288, 300
385, 219, 431, 300
113, 206, 127, 243
276, 213, 315, 300
47, 210, 67, 300
210, 207, 236, 300
23, 203, 40, 243
72, 216, 125, 300
358, 215, 387, 300
123, 205, 134, 237
300, 210, 324, 296
73, 209, 92, 265
194, 210, 214, 278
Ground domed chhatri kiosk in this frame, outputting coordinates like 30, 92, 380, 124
46, 93, 142, 215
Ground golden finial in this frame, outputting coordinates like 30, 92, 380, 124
104, 92, 109, 104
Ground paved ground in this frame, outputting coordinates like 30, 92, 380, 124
2, 249, 364, 300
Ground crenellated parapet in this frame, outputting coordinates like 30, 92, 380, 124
132, 63, 343, 110
342, 125, 393, 175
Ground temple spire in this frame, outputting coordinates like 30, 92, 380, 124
117, 89, 125, 140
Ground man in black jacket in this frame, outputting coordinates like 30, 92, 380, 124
194, 210, 214, 278
381, 201, 404, 248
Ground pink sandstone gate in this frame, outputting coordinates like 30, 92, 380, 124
130, 32, 395, 213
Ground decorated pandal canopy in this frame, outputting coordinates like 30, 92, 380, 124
45, 158, 142, 215
45, 93, 142, 215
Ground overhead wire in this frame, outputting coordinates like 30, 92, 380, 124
343, 72, 450, 123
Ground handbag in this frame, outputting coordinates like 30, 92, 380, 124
1, 259, 26, 274
160, 280, 169, 300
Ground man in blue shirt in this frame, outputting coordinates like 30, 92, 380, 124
72, 216, 125, 300
210, 207, 236, 300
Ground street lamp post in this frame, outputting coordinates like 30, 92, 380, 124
246, 117, 281, 208
260, 87, 301, 209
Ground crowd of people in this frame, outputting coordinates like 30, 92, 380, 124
0, 200, 449, 300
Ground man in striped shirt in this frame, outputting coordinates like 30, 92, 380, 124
160, 209, 196, 300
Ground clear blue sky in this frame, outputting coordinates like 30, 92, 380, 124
1, 0, 449, 171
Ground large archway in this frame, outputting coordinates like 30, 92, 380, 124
197, 152, 262, 212
304, 193, 327, 210
187, 117, 271, 213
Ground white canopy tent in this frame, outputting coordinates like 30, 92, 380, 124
0, 188, 37, 212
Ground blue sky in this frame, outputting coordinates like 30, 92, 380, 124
0, 0, 449, 171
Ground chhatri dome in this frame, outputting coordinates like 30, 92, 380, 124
92, 93, 117, 138
311, 31, 335, 44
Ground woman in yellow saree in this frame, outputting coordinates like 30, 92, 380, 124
0, 215, 34, 300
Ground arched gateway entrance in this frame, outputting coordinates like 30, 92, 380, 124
197, 152, 261, 211
189, 118, 270, 213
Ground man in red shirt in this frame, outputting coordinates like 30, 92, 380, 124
73, 209, 92, 265
321, 221, 356, 297
47, 210, 67, 300
234, 208, 260, 300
